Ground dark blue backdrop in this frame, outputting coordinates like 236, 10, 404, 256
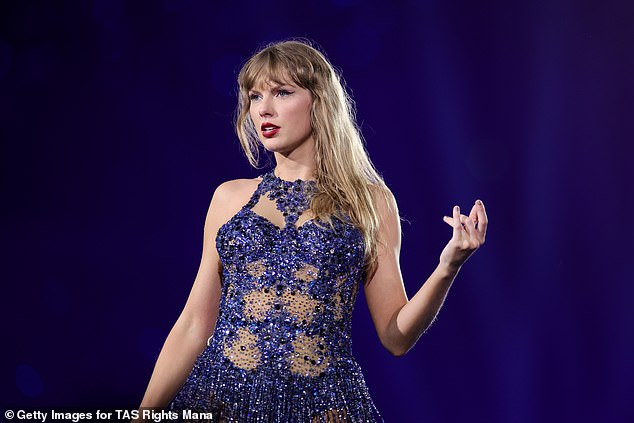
2, 1, 633, 422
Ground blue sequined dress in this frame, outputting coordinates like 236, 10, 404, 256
168, 170, 383, 422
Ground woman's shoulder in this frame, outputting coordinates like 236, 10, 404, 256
212, 176, 261, 206
215, 176, 261, 195
205, 177, 262, 227
368, 182, 397, 210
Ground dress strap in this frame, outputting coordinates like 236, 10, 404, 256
244, 173, 268, 210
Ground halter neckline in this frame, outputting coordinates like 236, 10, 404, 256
269, 169, 317, 185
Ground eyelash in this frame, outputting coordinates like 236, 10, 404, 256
249, 89, 293, 101
277, 89, 292, 97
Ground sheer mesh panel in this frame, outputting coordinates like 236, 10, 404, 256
251, 194, 314, 229
223, 327, 261, 370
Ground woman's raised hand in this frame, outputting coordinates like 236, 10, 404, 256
439, 200, 488, 272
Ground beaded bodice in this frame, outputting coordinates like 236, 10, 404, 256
168, 170, 383, 422
212, 170, 366, 377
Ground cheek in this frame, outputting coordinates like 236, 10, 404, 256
300, 100, 313, 129
248, 106, 257, 123
287, 104, 311, 130
299, 109, 312, 134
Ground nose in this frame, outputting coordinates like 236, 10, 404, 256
257, 95, 274, 118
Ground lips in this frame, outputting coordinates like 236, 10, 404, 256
261, 122, 280, 138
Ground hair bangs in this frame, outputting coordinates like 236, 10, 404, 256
239, 48, 314, 94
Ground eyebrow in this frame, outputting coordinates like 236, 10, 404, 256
249, 82, 295, 92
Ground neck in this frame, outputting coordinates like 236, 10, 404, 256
273, 155, 316, 182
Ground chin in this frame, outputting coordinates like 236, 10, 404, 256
261, 139, 291, 153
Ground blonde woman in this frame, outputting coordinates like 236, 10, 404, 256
137, 39, 488, 422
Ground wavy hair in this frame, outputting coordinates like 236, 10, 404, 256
235, 39, 394, 280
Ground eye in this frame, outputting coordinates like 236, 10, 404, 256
276, 89, 293, 97
248, 93, 261, 101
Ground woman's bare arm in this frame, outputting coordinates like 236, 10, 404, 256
138, 179, 255, 408
364, 191, 488, 357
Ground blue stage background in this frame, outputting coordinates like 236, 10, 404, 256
2, 1, 633, 422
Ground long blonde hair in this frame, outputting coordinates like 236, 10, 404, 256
235, 39, 393, 279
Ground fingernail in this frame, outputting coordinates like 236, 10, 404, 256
455, 205, 460, 212
476, 199, 483, 205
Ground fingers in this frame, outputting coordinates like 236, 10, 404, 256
475, 199, 488, 242
469, 203, 478, 226
444, 201, 486, 243
452, 205, 462, 234
461, 213, 477, 238
443, 215, 469, 228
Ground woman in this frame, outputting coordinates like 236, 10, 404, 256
137, 39, 488, 422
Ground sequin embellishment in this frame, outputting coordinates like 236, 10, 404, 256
168, 170, 383, 422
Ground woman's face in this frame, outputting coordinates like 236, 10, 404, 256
248, 77, 314, 156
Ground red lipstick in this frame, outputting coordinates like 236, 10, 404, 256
261, 122, 280, 138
